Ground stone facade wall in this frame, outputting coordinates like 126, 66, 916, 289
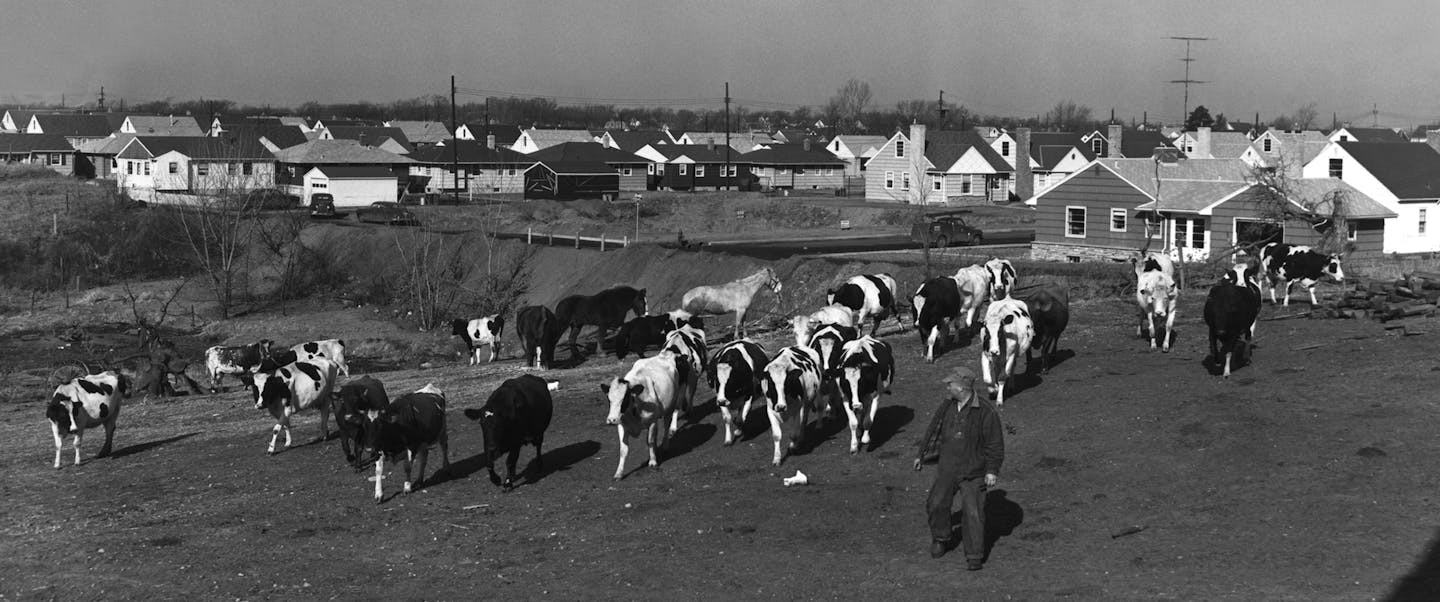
1030, 242, 1137, 262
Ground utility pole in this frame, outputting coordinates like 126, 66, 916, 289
97, 86, 106, 113
937, 90, 947, 128
724, 82, 731, 191
451, 75, 460, 206
1168, 36, 1211, 125
1372, 103, 1379, 127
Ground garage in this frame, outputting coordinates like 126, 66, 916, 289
523, 161, 619, 200
303, 166, 399, 207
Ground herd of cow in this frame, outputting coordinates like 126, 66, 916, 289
42, 240, 1345, 500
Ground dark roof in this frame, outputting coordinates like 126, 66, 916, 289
1119, 129, 1174, 158
642, 144, 731, 162
32, 114, 113, 137
408, 139, 530, 164
221, 124, 309, 149
463, 123, 522, 146
526, 160, 616, 175
740, 143, 843, 166
1024, 132, 1095, 169
529, 142, 645, 164
1339, 127, 1409, 143
0, 133, 73, 152
325, 126, 411, 150
311, 165, 396, 179
131, 135, 274, 160
603, 130, 671, 152
921, 130, 1011, 172
1338, 142, 1440, 200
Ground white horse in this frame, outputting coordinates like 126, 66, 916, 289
681, 267, 783, 339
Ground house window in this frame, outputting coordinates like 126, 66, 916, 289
243, 162, 253, 175
1147, 214, 1163, 238
1329, 158, 1343, 178
1173, 218, 1207, 249
932, 178, 942, 192
884, 171, 894, 189
623, 167, 633, 176
506, 168, 516, 176
168, 162, 178, 174
679, 164, 687, 176
1339, 135, 1349, 142
143, 162, 150, 176
126, 161, 134, 175
1421, 209, 1429, 235
1091, 138, 1104, 155
1110, 208, 1127, 232
312, 181, 328, 189
779, 168, 789, 175
1263, 138, 1273, 152
1347, 222, 1358, 241
961, 177, 972, 194
197, 164, 209, 176
657, 164, 665, 175
1001, 141, 1010, 156
901, 172, 910, 191
695, 165, 704, 177
895, 140, 905, 157
111, 159, 118, 169
49, 152, 61, 164
727, 165, 737, 177
61, 154, 69, 166
1066, 206, 1086, 237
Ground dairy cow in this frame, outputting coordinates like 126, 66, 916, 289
203, 339, 274, 393
331, 376, 389, 467
1205, 264, 1263, 378
790, 304, 856, 346
1135, 267, 1179, 352
952, 264, 992, 332
833, 337, 894, 454
984, 258, 1017, 300
980, 298, 1034, 406
252, 357, 340, 455
613, 315, 676, 360
758, 345, 825, 466
707, 339, 769, 446
826, 273, 902, 336
289, 338, 349, 376
1260, 242, 1344, 306
516, 305, 563, 370
911, 276, 962, 363
603, 350, 690, 479
370, 384, 450, 502
464, 375, 557, 489
452, 316, 503, 364
1014, 283, 1070, 373
46, 371, 130, 469
660, 324, 707, 431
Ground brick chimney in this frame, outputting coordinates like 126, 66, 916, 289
708, 137, 715, 152
1015, 127, 1033, 202
1107, 124, 1123, 158
1195, 126, 1212, 159
486, 134, 496, 150
803, 138, 811, 151
1428, 130, 1440, 156
908, 123, 926, 204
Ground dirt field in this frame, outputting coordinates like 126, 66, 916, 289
5, 268, 1440, 600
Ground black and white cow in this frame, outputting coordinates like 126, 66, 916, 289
603, 350, 690, 479
330, 375, 389, 468
952, 264, 992, 332
911, 276, 963, 363
758, 345, 825, 466
1260, 242, 1345, 306
516, 305, 563, 370
980, 298, 1035, 406
663, 309, 705, 332
1135, 267, 1179, 352
1205, 264, 1263, 379
452, 316, 503, 364
833, 336, 894, 454
1015, 283, 1070, 374
203, 339, 274, 393
290, 339, 349, 376
826, 273, 902, 336
706, 339, 769, 446
463, 375, 557, 490
252, 357, 340, 455
661, 324, 707, 426
790, 304, 856, 346
984, 257, 1017, 300
370, 383, 451, 502
613, 315, 677, 360
46, 371, 129, 469
807, 322, 858, 412
1222, 259, 1264, 338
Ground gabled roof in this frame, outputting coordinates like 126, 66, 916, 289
675, 131, 772, 152
1285, 179, 1396, 219
522, 128, 597, 149
923, 130, 1011, 173
1132, 180, 1253, 213
271, 139, 414, 164
528, 142, 645, 164
0, 133, 74, 152
215, 124, 309, 150
640, 144, 731, 163
125, 115, 205, 136
75, 134, 135, 155
1338, 142, 1440, 200
1031, 145, 1093, 170
526, 160, 616, 176
31, 114, 113, 137
1119, 129, 1174, 158
385, 120, 450, 145
3, 110, 41, 130
1095, 157, 1251, 201
310, 165, 396, 179
408, 139, 530, 164
602, 130, 673, 152
134, 134, 274, 160
460, 123, 522, 146
324, 126, 411, 151
1337, 127, 1409, 143
740, 143, 844, 166
830, 135, 890, 157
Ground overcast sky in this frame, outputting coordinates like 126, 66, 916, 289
4, 0, 1438, 127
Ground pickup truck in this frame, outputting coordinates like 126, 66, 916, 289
910, 214, 984, 247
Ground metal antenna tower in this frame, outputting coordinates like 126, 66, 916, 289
1168, 36, 1211, 124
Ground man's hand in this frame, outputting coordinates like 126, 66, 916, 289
984, 473, 997, 487
913, 458, 922, 471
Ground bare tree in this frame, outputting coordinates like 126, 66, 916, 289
1246, 157, 1349, 256
1290, 102, 1320, 131
825, 79, 872, 134
1044, 101, 1093, 131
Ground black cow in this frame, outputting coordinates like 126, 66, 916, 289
1204, 264, 1263, 379
331, 376, 390, 468
612, 315, 677, 360
554, 286, 648, 357
1015, 283, 1070, 374
370, 384, 450, 502
707, 339, 769, 446
911, 276, 962, 363
517, 305, 564, 369
203, 339, 274, 393
1260, 242, 1345, 306
463, 375, 556, 490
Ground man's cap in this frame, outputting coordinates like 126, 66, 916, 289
942, 367, 978, 386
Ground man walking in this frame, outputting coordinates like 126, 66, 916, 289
914, 366, 1005, 569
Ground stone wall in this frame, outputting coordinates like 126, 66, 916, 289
1030, 242, 1136, 262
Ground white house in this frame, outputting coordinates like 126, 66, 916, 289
508, 128, 597, 154
1301, 141, 1440, 253
303, 166, 398, 207
825, 135, 889, 177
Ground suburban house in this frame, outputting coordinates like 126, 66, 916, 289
270, 139, 413, 205
1173, 128, 1255, 159
864, 124, 1013, 204
1028, 157, 1392, 262
597, 130, 675, 153
1013, 131, 1097, 197
119, 115, 205, 137
523, 161, 619, 200
825, 134, 889, 177
303, 166, 400, 208
0, 133, 78, 174
113, 135, 276, 202
508, 128, 598, 154
2, 110, 41, 133
454, 123, 521, 148
1329, 127, 1410, 143
529, 142, 650, 191
1239, 129, 1329, 176
1081, 126, 1175, 159
633, 143, 751, 191
75, 134, 137, 179
384, 120, 451, 147
407, 138, 532, 195
1301, 140, 1440, 253
673, 131, 774, 154
318, 126, 411, 154
26, 114, 113, 147
742, 142, 845, 191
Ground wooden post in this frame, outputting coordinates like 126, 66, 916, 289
575, 232, 580, 249
548, 231, 553, 246
600, 233, 606, 252
623, 235, 629, 248
527, 227, 532, 244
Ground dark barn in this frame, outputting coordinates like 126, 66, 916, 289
524, 161, 620, 200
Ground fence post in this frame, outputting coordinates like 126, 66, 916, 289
527, 227, 532, 244
575, 232, 580, 249
600, 234, 606, 252
623, 235, 629, 248
548, 231, 553, 246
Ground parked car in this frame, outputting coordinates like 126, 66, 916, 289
911, 214, 984, 247
354, 202, 419, 226
309, 193, 342, 219
242, 188, 300, 211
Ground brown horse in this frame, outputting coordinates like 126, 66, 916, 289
554, 286, 648, 358
680, 268, 783, 339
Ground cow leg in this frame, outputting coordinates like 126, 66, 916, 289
1147, 313, 1158, 349
1282, 281, 1292, 306
531, 436, 545, 477
864, 396, 880, 448
1162, 309, 1177, 353
719, 405, 738, 445
98, 421, 115, 458
613, 425, 629, 480
1223, 346, 1233, 379
1307, 283, 1319, 306
870, 316, 882, 337
566, 325, 582, 355
51, 423, 64, 469
266, 423, 283, 455
504, 449, 520, 489
841, 397, 860, 454
645, 423, 660, 469
316, 402, 331, 443
791, 403, 810, 452
489, 342, 499, 363
924, 326, 939, 363
413, 448, 430, 492
401, 449, 415, 494
373, 454, 385, 502
767, 404, 785, 466
71, 433, 83, 466
281, 413, 294, 449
